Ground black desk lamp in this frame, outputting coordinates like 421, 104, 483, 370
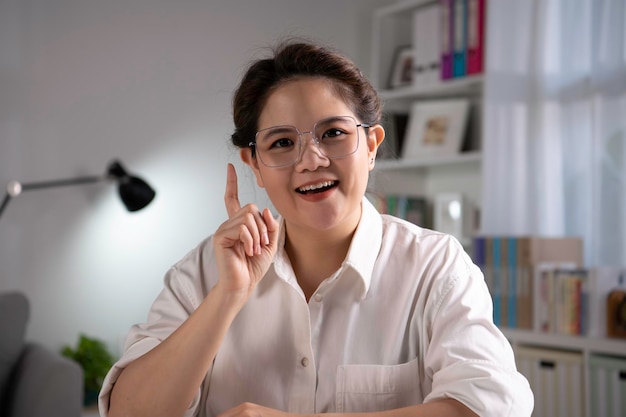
0, 159, 156, 219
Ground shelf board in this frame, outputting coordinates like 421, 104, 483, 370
502, 328, 626, 357
375, 151, 481, 170
379, 75, 484, 100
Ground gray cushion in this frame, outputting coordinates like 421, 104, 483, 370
0, 292, 29, 409
8, 343, 83, 417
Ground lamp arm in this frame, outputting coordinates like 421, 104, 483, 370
0, 193, 11, 218
0, 175, 105, 219
19, 175, 103, 191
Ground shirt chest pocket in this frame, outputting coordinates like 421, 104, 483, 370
335, 358, 422, 412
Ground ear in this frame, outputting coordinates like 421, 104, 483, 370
366, 124, 385, 170
240, 148, 265, 188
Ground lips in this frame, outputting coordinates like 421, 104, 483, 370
296, 180, 338, 194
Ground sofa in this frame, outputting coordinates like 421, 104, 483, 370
0, 291, 83, 417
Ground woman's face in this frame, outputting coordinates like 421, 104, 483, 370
241, 77, 384, 237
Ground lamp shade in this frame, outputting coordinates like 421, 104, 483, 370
107, 160, 156, 212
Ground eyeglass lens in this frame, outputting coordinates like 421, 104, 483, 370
255, 116, 360, 167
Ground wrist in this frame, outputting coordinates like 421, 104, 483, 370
210, 281, 251, 312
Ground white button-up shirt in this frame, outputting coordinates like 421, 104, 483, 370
99, 198, 533, 416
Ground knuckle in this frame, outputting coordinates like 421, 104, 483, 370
244, 212, 256, 223
243, 203, 259, 213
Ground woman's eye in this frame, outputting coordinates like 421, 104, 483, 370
321, 128, 345, 139
269, 138, 294, 149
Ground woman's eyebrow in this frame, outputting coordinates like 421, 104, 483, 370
260, 126, 296, 135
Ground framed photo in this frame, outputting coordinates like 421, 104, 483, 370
377, 112, 409, 160
401, 99, 470, 160
388, 46, 414, 89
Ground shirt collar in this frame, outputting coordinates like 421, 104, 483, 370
341, 197, 382, 297
270, 197, 383, 299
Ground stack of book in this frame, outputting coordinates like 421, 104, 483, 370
472, 235, 626, 337
471, 236, 584, 330
369, 193, 430, 229
410, 0, 485, 87
533, 266, 625, 337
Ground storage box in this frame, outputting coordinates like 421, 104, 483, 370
589, 354, 626, 417
515, 346, 584, 417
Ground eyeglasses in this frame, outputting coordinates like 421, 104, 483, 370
249, 115, 370, 168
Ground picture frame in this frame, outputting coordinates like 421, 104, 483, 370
401, 99, 470, 160
388, 46, 414, 89
376, 112, 409, 160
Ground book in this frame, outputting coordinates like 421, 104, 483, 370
474, 236, 584, 329
405, 196, 429, 227
534, 263, 560, 333
440, 0, 454, 80
492, 237, 502, 326
413, 3, 441, 86
532, 263, 607, 335
452, 0, 467, 77
472, 236, 486, 271
386, 195, 398, 217
483, 237, 494, 318
466, 0, 485, 75
506, 237, 517, 327
516, 237, 584, 330
383, 195, 429, 228
553, 268, 587, 335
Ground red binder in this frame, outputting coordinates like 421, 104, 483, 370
467, 0, 485, 75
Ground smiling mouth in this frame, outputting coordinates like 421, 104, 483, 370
296, 180, 338, 194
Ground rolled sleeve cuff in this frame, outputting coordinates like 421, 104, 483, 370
424, 360, 534, 417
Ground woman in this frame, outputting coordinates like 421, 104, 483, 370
100, 40, 533, 417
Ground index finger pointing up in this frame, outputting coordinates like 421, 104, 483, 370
224, 163, 241, 218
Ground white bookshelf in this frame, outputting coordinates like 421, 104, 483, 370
369, 2, 626, 416
502, 328, 626, 358
369, 0, 483, 228
378, 74, 483, 101
376, 150, 481, 170
503, 328, 626, 417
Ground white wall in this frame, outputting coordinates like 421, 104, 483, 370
0, 0, 392, 356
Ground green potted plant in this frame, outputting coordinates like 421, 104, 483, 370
62, 333, 115, 406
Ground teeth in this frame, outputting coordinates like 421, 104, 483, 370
298, 181, 335, 192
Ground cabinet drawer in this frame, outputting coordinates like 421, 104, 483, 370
589, 354, 626, 417
515, 346, 584, 417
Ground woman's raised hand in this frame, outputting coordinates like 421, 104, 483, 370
213, 163, 280, 299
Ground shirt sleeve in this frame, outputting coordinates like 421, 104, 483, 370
421, 237, 534, 417
98, 238, 214, 417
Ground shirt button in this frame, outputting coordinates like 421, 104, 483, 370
314, 294, 323, 302
301, 357, 309, 367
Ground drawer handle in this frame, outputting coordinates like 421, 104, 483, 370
619, 371, 626, 381
539, 360, 555, 369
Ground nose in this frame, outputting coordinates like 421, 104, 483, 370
295, 132, 330, 170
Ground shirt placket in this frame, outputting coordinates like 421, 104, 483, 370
288, 288, 318, 413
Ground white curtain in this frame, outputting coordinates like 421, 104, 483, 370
482, 0, 626, 267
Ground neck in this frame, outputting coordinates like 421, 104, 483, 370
284, 220, 358, 301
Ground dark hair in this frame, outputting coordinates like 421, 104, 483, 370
230, 40, 382, 152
